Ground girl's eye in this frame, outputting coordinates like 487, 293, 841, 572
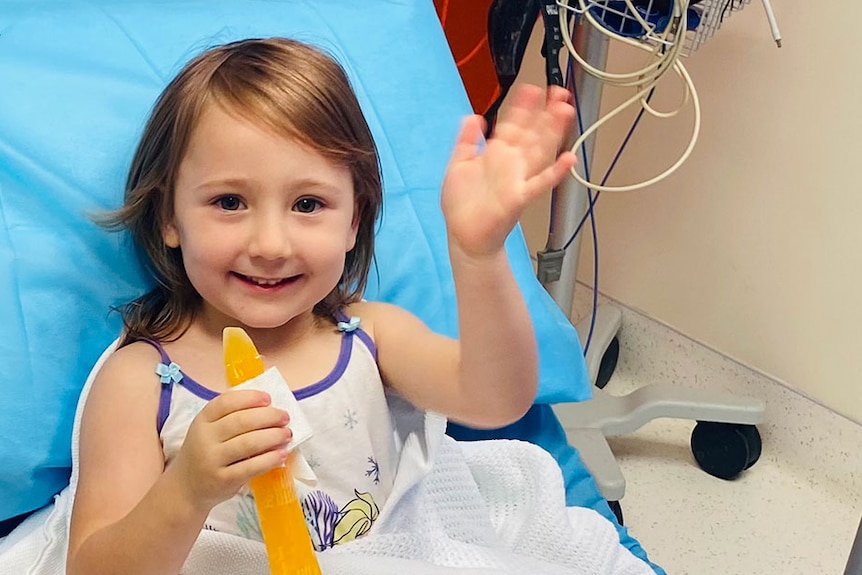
294, 198, 322, 214
216, 195, 243, 211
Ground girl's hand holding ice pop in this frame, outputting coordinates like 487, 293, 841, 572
167, 387, 292, 512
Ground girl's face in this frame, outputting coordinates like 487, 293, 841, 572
165, 103, 358, 333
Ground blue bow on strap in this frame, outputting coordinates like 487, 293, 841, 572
155, 361, 183, 385
337, 316, 361, 333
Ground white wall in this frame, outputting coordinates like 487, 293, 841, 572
519, 1, 862, 423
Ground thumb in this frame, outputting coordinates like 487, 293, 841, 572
448, 115, 486, 165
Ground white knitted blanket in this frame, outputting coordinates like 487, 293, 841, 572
0, 343, 653, 575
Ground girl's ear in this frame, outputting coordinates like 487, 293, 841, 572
163, 221, 181, 248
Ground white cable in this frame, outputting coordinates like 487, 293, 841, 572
556, 0, 702, 192
569, 61, 700, 193
558, 0, 685, 87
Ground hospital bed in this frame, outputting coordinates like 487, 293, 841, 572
0, 1, 666, 572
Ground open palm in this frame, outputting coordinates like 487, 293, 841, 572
441, 84, 576, 258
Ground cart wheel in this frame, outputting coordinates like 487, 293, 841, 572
690, 421, 762, 480
608, 500, 624, 526
595, 336, 620, 390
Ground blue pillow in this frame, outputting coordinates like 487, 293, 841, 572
0, 0, 590, 522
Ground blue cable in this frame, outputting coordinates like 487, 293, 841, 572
565, 61, 598, 357
562, 56, 656, 357
563, 85, 656, 251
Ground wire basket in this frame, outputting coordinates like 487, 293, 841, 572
561, 0, 751, 55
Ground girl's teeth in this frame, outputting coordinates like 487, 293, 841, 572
250, 277, 281, 285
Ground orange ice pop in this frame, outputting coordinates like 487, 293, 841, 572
223, 327, 321, 575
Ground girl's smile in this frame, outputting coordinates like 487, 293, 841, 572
233, 272, 302, 291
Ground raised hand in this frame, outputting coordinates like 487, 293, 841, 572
441, 84, 576, 259
166, 390, 291, 512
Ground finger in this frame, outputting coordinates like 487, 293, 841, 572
546, 85, 573, 107
506, 84, 544, 117
520, 101, 574, 175
530, 91, 574, 141
545, 98, 576, 138
226, 444, 290, 481
217, 405, 290, 442
497, 90, 574, 170
547, 96, 575, 128
448, 115, 485, 165
492, 85, 544, 144
201, 389, 272, 423
222, 425, 293, 466
524, 151, 577, 200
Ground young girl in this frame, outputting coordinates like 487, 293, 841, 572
66, 37, 575, 575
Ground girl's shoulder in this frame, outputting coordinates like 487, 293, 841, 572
91, 339, 165, 392
110, 338, 164, 365
80, 340, 166, 454
342, 300, 403, 334
342, 300, 433, 344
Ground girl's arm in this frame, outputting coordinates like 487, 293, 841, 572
67, 343, 290, 575
361, 85, 576, 429
66, 344, 205, 575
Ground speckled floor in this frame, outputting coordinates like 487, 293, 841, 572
562, 286, 862, 575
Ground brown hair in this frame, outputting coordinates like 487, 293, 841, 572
102, 38, 382, 346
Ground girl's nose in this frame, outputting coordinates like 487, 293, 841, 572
248, 214, 291, 260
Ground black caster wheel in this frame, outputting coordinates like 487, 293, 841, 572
595, 336, 620, 390
691, 421, 762, 480
608, 500, 624, 526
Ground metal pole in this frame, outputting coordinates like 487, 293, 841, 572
542, 16, 609, 317
539, 14, 623, 385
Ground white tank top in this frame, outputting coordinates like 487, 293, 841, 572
149, 316, 396, 551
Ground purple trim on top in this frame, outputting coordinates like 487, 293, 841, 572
353, 329, 378, 362
138, 339, 218, 434
294, 329, 353, 400
142, 338, 171, 364
138, 340, 174, 433
175, 375, 220, 401
141, 311, 378, 426
157, 387, 171, 435
292, 312, 378, 399
334, 309, 377, 362
140, 340, 220, 400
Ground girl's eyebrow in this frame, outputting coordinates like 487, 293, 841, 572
192, 176, 348, 195
290, 178, 350, 195
191, 177, 252, 192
